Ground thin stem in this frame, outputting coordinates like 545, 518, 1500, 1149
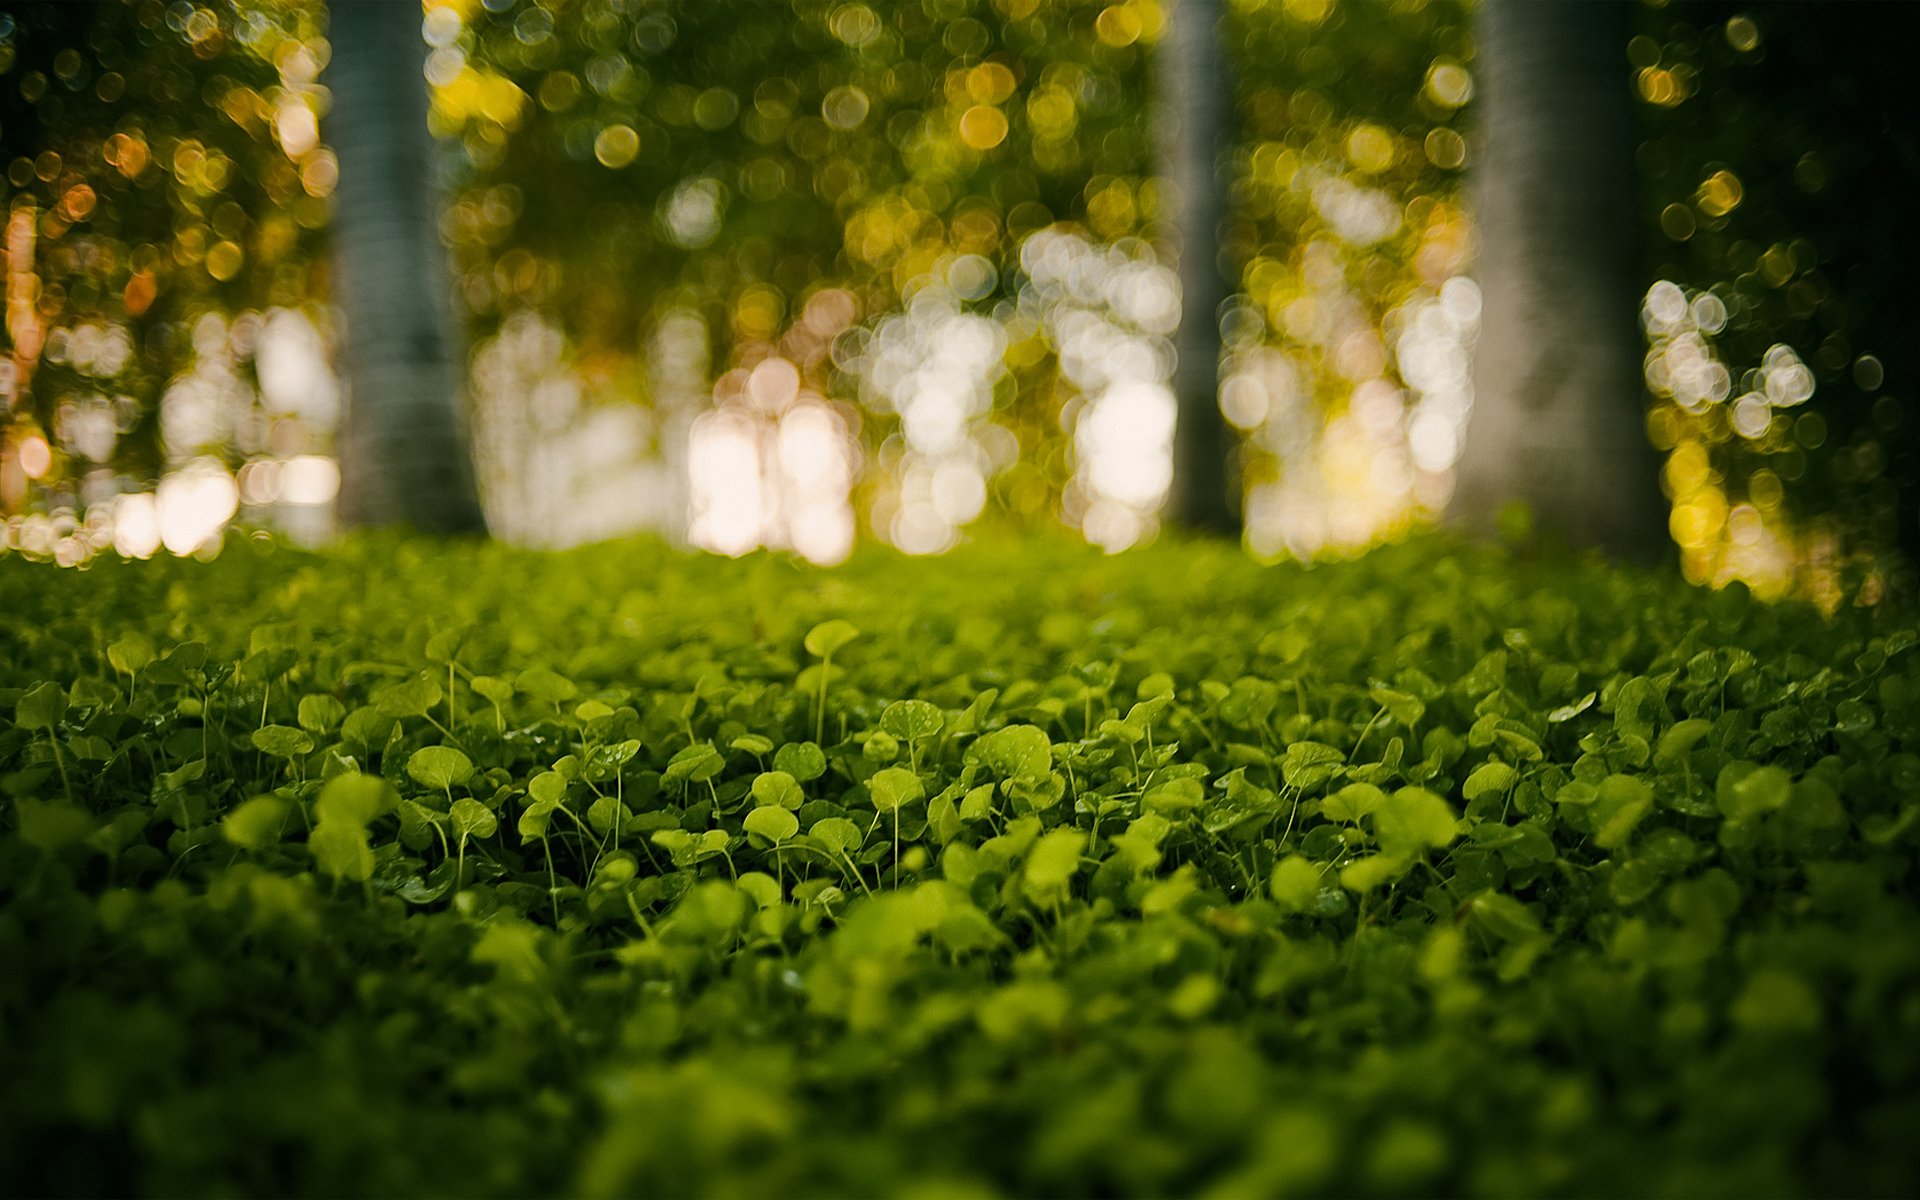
815, 653, 831, 745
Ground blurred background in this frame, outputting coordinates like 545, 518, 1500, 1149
0, 0, 1912, 605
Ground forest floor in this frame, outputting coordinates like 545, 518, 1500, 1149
2, 533, 1917, 1197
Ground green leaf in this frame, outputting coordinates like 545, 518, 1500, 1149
1547, 692, 1596, 723
970, 725, 1052, 781
1718, 762, 1791, 822
375, 674, 442, 719
665, 742, 724, 782
224, 795, 291, 850
424, 627, 467, 666
743, 805, 800, 843
810, 816, 863, 856
252, 724, 315, 758
1144, 777, 1206, 813
735, 872, 783, 908
1339, 853, 1406, 892
515, 667, 578, 704
959, 784, 996, 821
528, 770, 567, 806
1462, 761, 1517, 802
451, 796, 498, 840
297, 694, 346, 733
1370, 683, 1424, 727
1593, 774, 1654, 849
1322, 782, 1385, 823
1654, 718, 1714, 771
587, 795, 629, 836
17, 799, 93, 852
1270, 855, 1322, 910
518, 797, 559, 842
1469, 892, 1543, 943
1282, 741, 1345, 790
751, 770, 804, 810
1375, 787, 1460, 857
407, 746, 474, 791
14, 681, 65, 731
880, 699, 944, 742
470, 675, 514, 704
803, 619, 860, 659
868, 766, 924, 812
315, 772, 397, 826
774, 742, 827, 782
1023, 828, 1083, 901
309, 821, 374, 882
107, 634, 155, 676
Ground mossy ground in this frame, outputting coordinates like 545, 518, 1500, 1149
2, 534, 1917, 1197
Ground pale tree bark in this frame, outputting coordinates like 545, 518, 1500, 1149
324, 0, 486, 533
1158, 0, 1239, 534
1452, 0, 1665, 557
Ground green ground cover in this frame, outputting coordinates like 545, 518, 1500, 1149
2, 535, 1917, 1198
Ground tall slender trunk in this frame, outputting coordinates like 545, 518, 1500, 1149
1452, 0, 1664, 557
1158, 0, 1238, 534
324, 0, 486, 533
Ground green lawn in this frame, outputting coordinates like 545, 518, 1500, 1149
2, 534, 1917, 1197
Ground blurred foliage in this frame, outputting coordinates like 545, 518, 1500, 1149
1634, 1, 1920, 596
0, 0, 330, 498
0, 0, 1914, 592
3, 532, 1919, 1194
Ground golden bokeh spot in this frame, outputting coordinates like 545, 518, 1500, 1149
1670, 489, 1727, 548
123, 270, 157, 317
1094, 5, 1142, 46
1759, 243, 1795, 287
594, 124, 640, 168
967, 63, 1018, 106
1665, 440, 1713, 494
1086, 178, 1137, 238
105, 133, 149, 178
1636, 66, 1692, 107
822, 86, 871, 131
1027, 86, 1077, 140
1694, 168, 1743, 218
172, 141, 204, 182
1345, 123, 1396, 174
959, 105, 1009, 151
299, 151, 338, 198
1725, 15, 1761, 52
1422, 128, 1465, 170
59, 184, 96, 222
734, 284, 786, 340
206, 240, 244, 282
1423, 61, 1472, 108
479, 74, 528, 128
1646, 406, 1680, 451
829, 3, 881, 47
173, 225, 208, 267
1283, 0, 1331, 27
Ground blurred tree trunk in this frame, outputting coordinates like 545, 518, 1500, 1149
324, 0, 486, 534
1158, 0, 1239, 534
1453, 0, 1665, 557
